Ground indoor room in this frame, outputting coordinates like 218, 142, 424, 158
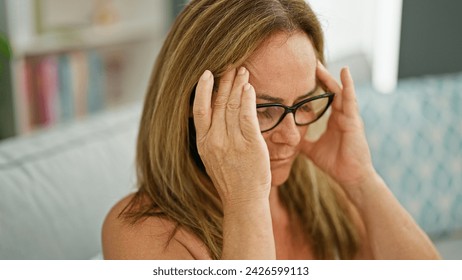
0, 0, 461, 264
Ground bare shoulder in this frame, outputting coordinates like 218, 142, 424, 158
102, 193, 211, 260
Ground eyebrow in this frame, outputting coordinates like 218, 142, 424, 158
256, 84, 319, 104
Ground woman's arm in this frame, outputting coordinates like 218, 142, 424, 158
350, 172, 440, 259
193, 68, 276, 259
301, 63, 440, 259
104, 68, 275, 260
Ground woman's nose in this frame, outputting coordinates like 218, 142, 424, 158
269, 113, 301, 146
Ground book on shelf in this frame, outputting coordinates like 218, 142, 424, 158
14, 59, 32, 134
86, 50, 105, 113
57, 52, 74, 122
38, 55, 59, 126
69, 51, 88, 118
102, 50, 125, 108
15, 48, 125, 134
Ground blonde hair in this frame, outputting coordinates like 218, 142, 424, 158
123, 0, 359, 259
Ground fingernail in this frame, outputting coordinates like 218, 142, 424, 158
201, 70, 212, 80
238, 67, 246, 75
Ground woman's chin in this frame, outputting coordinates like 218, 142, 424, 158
270, 164, 292, 187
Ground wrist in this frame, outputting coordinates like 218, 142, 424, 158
342, 170, 386, 208
223, 196, 271, 216
219, 181, 271, 210
221, 196, 275, 260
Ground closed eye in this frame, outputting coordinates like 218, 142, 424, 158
299, 103, 313, 112
257, 107, 276, 119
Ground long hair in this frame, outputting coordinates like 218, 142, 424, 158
122, 0, 359, 259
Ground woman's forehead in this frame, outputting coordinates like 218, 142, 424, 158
244, 32, 317, 103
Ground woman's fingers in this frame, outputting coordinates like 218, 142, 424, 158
193, 70, 214, 141
340, 67, 359, 118
226, 67, 249, 136
316, 62, 343, 111
195, 66, 259, 143
212, 68, 237, 127
240, 82, 260, 140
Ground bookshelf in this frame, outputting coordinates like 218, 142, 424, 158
0, 0, 179, 140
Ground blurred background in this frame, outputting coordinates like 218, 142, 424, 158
311, 0, 462, 260
2, 0, 461, 139
0, 0, 461, 260
0, 0, 185, 139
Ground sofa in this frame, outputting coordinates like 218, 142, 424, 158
0, 103, 140, 259
0, 72, 461, 259
357, 71, 462, 259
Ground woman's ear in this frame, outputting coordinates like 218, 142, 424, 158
189, 85, 198, 118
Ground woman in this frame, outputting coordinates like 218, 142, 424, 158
102, 0, 440, 260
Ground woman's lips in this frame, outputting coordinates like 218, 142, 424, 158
271, 157, 291, 161
270, 154, 295, 161
270, 154, 295, 162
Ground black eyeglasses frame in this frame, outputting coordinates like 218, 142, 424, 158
256, 92, 335, 133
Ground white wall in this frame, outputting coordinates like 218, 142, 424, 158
309, 0, 402, 93
308, 0, 376, 63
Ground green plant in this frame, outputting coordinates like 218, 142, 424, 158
0, 33, 11, 75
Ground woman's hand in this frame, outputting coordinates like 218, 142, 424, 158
193, 67, 272, 207
301, 64, 441, 260
300, 63, 377, 190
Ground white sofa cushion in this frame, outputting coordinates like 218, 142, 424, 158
0, 103, 141, 259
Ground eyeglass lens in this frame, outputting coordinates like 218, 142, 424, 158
256, 96, 330, 132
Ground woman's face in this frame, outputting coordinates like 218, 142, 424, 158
244, 31, 318, 187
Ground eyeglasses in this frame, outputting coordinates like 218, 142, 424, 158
256, 92, 334, 132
